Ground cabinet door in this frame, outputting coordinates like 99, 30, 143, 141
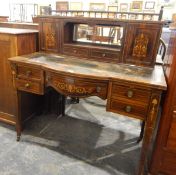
123, 22, 162, 67
40, 18, 60, 52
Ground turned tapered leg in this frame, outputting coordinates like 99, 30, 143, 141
16, 91, 22, 141
137, 91, 161, 175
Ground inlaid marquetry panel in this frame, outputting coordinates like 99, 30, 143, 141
123, 22, 162, 67
45, 72, 108, 99
40, 18, 60, 52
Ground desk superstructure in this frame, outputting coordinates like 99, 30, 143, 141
8, 15, 166, 175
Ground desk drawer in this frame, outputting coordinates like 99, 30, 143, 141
46, 72, 108, 99
109, 98, 148, 119
63, 46, 89, 57
111, 84, 151, 104
90, 49, 120, 62
16, 79, 44, 95
17, 65, 42, 80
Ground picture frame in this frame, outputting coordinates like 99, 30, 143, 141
89, 3, 106, 11
108, 5, 118, 12
70, 2, 82, 10
40, 6, 52, 15
130, 1, 143, 12
56, 1, 69, 11
119, 3, 128, 12
145, 1, 155, 9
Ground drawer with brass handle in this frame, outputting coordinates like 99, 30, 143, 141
108, 99, 148, 120
46, 72, 108, 99
15, 79, 44, 95
90, 49, 120, 62
111, 84, 151, 104
63, 46, 89, 57
17, 65, 43, 80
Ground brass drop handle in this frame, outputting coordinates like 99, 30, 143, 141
102, 53, 106, 57
25, 83, 30, 88
46, 75, 51, 82
125, 105, 132, 113
127, 90, 133, 98
96, 86, 101, 93
26, 70, 32, 77
73, 50, 77, 53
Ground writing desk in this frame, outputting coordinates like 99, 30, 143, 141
9, 52, 166, 175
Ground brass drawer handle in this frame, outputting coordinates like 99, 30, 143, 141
26, 70, 32, 77
125, 105, 132, 113
96, 86, 101, 93
73, 50, 77, 53
25, 83, 30, 88
127, 90, 134, 98
102, 53, 106, 57
46, 75, 51, 82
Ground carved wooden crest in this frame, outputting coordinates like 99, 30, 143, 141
132, 33, 149, 58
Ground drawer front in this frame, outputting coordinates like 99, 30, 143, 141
46, 72, 108, 99
16, 79, 43, 95
111, 84, 151, 104
109, 98, 148, 119
63, 46, 89, 57
17, 65, 42, 80
90, 49, 120, 61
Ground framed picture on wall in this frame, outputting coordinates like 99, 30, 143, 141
40, 6, 52, 15
56, 1, 69, 11
145, 1, 155, 9
108, 5, 118, 12
119, 3, 128, 12
130, 1, 143, 12
70, 2, 82, 10
89, 3, 106, 11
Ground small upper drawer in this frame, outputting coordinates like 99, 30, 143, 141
17, 65, 43, 81
111, 84, 151, 104
63, 46, 89, 57
90, 49, 120, 61
16, 78, 44, 95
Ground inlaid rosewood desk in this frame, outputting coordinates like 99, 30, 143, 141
9, 52, 166, 175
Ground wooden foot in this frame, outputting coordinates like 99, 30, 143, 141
16, 135, 20, 142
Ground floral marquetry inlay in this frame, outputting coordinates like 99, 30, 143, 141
46, 26, 56, 48
150, 98, 158, 123
132, 33, 149, 58
57, 82, 95, 95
